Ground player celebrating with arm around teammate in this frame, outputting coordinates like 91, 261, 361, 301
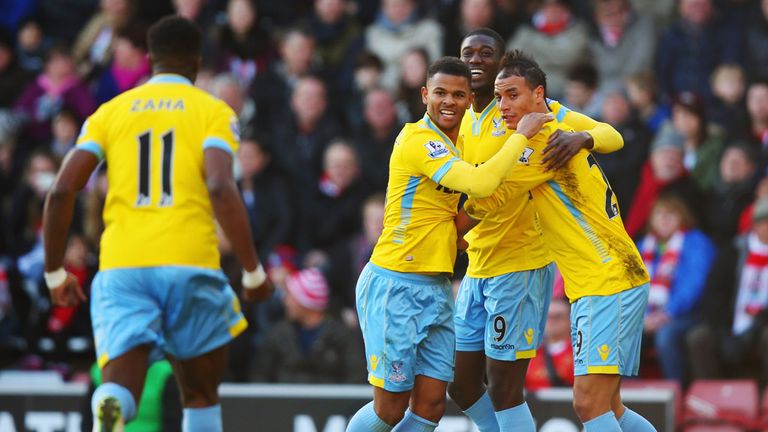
457, 50, 656, 432
450, 28, 625, 432
42, 16, 272, 432
345, 57, 553, 432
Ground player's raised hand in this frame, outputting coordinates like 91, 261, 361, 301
542, 130, 593, 171
515, 112, 554, 139
49, 273, 87, 307
242, 279, 274, 302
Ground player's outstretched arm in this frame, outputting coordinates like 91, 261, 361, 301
437, 112, 554, 197
43, 150, 99, 306
541, 109, 624, 170
204, 148, 273, 302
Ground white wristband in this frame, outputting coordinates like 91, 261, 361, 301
44, 268, 67, 290
242, 264, 267, 289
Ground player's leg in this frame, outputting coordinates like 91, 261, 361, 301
391, 375, 447, 431
485, 264, 554, 431
449, 276, 499, 432
161, 267, 249, 432
90, 269, 166, 432
571, 284, 656, 432
168, 345, 228, 432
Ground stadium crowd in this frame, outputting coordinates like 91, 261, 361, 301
0, 0, 767, 393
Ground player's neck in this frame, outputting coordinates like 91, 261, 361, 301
472, 88, 494, 114
152, 66, 195, 83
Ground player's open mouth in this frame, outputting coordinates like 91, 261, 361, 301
440, 109, 456, 119
470, 68, 484, 78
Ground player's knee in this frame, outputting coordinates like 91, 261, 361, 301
411, 397, 447, 422
180, 386, 219, 408
572, 389, 606, 421
447, 381, 476, 408
374, 402, 408, 425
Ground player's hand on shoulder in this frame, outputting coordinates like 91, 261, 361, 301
542, 130, 591, 171
49, 273, 87, 307
242, 278, 274, 303
515, 112, 554, 139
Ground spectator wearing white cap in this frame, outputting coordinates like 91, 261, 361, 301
256, 268, 366, 383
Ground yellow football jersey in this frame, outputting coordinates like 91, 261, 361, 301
75, 74, 239, 270
464, 120, 649, 301
460, 100, 550, 277
459, 99, 625, 278
371, 115, 465, 274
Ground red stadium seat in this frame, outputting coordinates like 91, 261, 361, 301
684, 425, 743, 432
684, 380, 759, 431
622, 379, 683, 427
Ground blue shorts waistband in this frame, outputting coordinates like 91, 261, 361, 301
366, 262, 450, 286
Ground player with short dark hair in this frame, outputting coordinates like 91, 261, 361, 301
345, 56, 553, 432
451, 33, 626, 432
457, 50, 656, 432
42, 16, 272, 432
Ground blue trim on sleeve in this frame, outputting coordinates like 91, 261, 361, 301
393, 176, 422, 245
546, 179, 611, 263
147, 74, 193, 85
431, 157, 459, 183
203, 137, 234, 155
78, 141, 105, 161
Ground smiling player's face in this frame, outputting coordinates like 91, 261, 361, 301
460, 34, 501, 93
494, 74, 543, 130
421, 72, 472, 136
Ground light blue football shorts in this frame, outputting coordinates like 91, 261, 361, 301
454, 263, 555, 361
356, 262, 455, 392
570, 283, 649, 376
91, 266, 247, 368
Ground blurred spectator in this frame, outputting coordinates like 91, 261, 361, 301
36, 0, 107, 44
13, 44, 96, 148
747, 79, 768, 153
746, 0, 768, 80
708, 63, 749, 138
251, 27, 318, 133
629, 0, 676, 30
296, 139, 367, 252
639, 195, 716, 384
344, 51, 384, 129
507, 0, 590, 99
172, 0, 216, 31
440, 0, 514, 57
525, 297, 574, 390
589, 0, 655, 95
396, 47, 429, 122
562, 63, 601, 119
72, 0, 135, 80
593, 91, 652, 213
655, 0, 742, 102
206, 0, 272, 89
626, 71, 671, 134
303, 0, 363, 88
705, 145, 757, 245
325, 193, 385, 319
0, 32, 34, 108
16, 18, 50, 73
688, 198, 768, 381
365, 0, 443, 90
211, 73, 256, 134
625, 123, 704, 238
93, 22, 150, 104
236, 137, 293, 260
49, 109, 79, 158
670, 92, 725, 192
257, 268, 365, 383
740, 176, 768, 234
272, 75, 341, 203
353, 88, 401, 193
257, 0, 314, 29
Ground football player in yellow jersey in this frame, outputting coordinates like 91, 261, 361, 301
448, 29, 626, 432
458, 50, 656, 432
346, 57, 553, 432
42, 17, 272, 432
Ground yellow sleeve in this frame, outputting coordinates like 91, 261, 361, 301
203, 100, 240, 155
429, 134, 530, 198
549, 99, 624, 154
464, 130, 555, 218
75, 106, 108, 161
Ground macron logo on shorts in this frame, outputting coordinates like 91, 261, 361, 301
598, 344, 611, 362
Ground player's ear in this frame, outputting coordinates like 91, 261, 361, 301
421, 86, 428, 105
534, 85, 545, 103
